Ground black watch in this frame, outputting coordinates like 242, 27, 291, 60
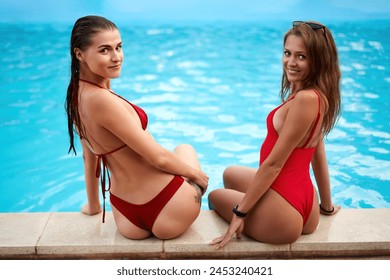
232, 205, 247, 218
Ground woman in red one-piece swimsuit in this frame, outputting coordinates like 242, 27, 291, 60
209, 21, 341, 247
65, 16, 208, 240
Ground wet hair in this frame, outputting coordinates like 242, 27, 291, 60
65, 15, 117, 154
281, 21, 341, 136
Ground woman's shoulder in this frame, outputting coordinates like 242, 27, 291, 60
292, 89, 321, 108
82, 87, 122, 111
298, 89, 328, 111
294, 89, 327, 115
295, 89, 321, 100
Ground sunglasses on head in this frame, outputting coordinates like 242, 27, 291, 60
292, 21, 327, 43
292, 21, 325, 30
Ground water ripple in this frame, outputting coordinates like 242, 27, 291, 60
1, 21, 389, 212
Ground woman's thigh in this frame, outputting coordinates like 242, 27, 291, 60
208, 188, 245, 222
208, 165, 256, 217
209, 187, 303, 244
173, 144, 201, 170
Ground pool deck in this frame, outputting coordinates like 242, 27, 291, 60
0, 209, 389, 259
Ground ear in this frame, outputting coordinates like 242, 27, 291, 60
74, 47, 84, 62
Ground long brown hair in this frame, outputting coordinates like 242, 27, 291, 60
281, 21, 341, 136
65, 15, 117, 154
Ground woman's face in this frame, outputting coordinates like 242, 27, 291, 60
282, 34, 310, 89
77, 28, 124, 79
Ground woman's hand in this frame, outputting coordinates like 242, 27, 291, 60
191, 170, 209, 194
81, 203, 102, 216
210, 215, 245, 249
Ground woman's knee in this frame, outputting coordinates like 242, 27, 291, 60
207, 190, 216, 209
208, 189, 223, 204
174, 143, 195, 153
223, 166, 236, 188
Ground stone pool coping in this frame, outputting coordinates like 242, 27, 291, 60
0, 209, 389, 259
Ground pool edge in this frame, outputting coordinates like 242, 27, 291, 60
0, 209, 389, 259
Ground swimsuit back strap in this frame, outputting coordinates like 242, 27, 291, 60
95, 144, 127, 223
302, 90, 321, 148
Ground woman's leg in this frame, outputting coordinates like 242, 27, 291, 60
173, 143, 205, 196
208, 165, 256, 211
223, 165, 257, 192
210, 165, 303, 244
173, 144, 201, 170
210, 188, 303, 244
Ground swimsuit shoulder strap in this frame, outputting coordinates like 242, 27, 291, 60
79, 78, 148, 130
302, 90, 321, 148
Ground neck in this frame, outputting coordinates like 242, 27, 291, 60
291, 83, 299, 94
79, 74, 110, 89
79, 78, 112, 92
291, 82, 308, 95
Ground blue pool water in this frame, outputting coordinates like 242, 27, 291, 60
0, 20, 389, 212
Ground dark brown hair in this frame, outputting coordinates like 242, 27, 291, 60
65, 15, 117, 154
281, 21, 341, 136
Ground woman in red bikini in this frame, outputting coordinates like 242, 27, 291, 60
65, 16, 208, 240
209, 21, 341, 247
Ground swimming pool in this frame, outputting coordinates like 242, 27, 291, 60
1, 20, 389, 212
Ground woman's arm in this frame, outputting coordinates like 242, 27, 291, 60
80, 139, 101, 215
89, 92, 208, 189
311, 138, 340, 215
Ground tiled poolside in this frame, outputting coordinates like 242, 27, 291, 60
0, 209, 389, 259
